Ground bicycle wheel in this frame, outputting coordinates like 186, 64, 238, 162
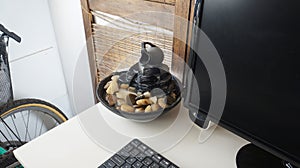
0, 98, 67, 150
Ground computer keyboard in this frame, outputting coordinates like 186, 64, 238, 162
98, 139, 179, 168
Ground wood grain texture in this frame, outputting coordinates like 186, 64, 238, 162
146, 0, 165, 3
185, 0, 195, 63
145, 0, 176, 5
81, 0, 97, 101
172, 0, 193, 80
89, 0, 175, 31
165, 0, 176, 5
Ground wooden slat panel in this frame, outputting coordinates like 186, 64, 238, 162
88, 0, 193, 82
172, 0, 193, 80
89, 0, 175, 31
92, 24, 173, 82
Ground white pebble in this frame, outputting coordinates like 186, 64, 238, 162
145, 105, 152, 113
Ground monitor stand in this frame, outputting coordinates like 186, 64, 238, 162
236, 144, 298, 168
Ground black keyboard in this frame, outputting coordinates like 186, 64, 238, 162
98, 139, 179, 168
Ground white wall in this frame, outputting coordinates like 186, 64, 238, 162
47, 0, 95, 114
0, 0, 72, 118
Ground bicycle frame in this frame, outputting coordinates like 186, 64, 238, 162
0, 34, 14, 104
0, 24, 21, 106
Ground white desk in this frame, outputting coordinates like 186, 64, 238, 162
14, 102, 248, 168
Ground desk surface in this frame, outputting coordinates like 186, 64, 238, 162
14, 102, 248, 168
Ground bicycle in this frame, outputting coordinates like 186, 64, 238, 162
0, 24, 68, 167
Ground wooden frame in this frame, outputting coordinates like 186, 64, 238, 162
80, 0, 97, 102
80, 0, 195, 97
172, 0, 194, 79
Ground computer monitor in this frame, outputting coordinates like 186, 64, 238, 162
184, 0, 300, 167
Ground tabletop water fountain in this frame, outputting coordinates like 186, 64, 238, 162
97, 42, 181, 122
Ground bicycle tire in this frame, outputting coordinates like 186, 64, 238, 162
0, 98, 67, 150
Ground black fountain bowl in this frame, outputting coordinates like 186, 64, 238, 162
96, 71, 182, 122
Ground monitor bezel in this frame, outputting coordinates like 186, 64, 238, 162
184, 0, 300, 166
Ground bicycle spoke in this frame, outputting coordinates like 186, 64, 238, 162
20, 111, 27, 141
50, 117, 58, 130
34, 110, 39, 138
38, 113, 46, 136
26, 110, 32, 141
0, 129, 13, 149
0, 117, 22, 146
10, 114, 21, 141
1, 121, 17, 148
20, 111, 31, 142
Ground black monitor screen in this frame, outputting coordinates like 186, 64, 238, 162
186, 0, 300, 166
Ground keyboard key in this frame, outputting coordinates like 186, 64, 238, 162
149, 162, 160, 168
131, 139, 141, 147
152, 154, 163, 163
98, 165, 106, 168
138, 144, 147, 152
132, 161, 143, 168
123, 144, 134, 152
168, 164, 179, 168
145, 149, 155, 156
102, 159, 116, 168
126, 157, 136, 164
160, 159, 171, 168
136, 153, 146, 161
129, 148, 140, 157
120, 163, 132, 168
118, 150, 130, 159
142, 157, 153, 166
111, 155, 125, 166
